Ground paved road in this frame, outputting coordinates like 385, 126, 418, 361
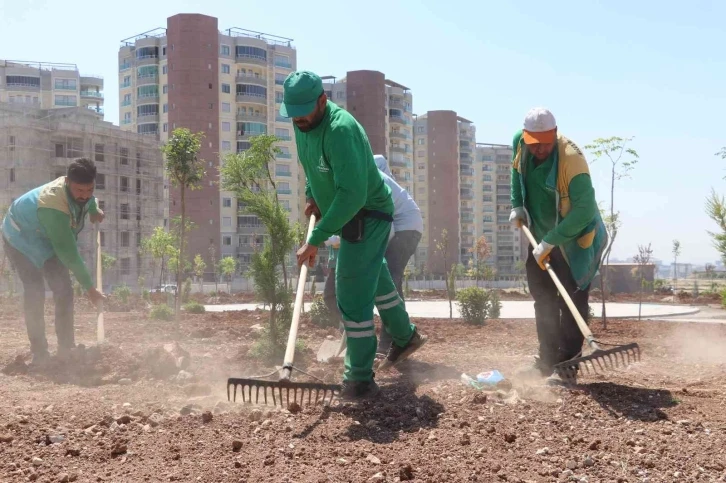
204, 300, 705, 320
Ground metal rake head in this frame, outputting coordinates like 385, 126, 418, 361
227, 377, 341, 408
554, 343, 641, 383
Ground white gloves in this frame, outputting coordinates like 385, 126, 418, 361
509, 207, 526, 228
533, 241, 554, 270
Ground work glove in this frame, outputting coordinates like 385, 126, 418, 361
509, 207, 526, 228
533, 241, 554, 270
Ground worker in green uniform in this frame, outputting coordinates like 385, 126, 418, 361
509, 107, 607, 383
281, 70, 427, 399
2, 158, 106, 366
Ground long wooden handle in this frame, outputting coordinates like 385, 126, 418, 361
280, 214, 317, 380
95, 223, 105, 343
521, 225, 597, 345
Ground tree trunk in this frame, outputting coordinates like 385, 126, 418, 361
638, 274, 643, 321
176, 187, 186, 318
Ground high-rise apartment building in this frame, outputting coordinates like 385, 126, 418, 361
411, 111, 473, 274
118, 14, 299, 272
476, 142, 523, 277
0, 60, 104, 117
322, 71, 414, 194
0, 103, 166, 288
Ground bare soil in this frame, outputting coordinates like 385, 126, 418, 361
0, 299, 725, 482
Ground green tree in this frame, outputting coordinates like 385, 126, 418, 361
219, 256, 237, 283
162, 127, 205, 316
435, 229, 454, 319
467, 235, 492, 287
141, 227, 175, 287
514, 259, 528, 294
633, 243, 653, 320
585, 136, 639, 328
672, 239, 681, 292
220, 134, 297, 353
193, 254, 206, 290
101, 253, 116, 282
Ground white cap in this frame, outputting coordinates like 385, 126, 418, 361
522, 107, 557, 144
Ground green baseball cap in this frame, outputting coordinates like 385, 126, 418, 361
279, 71, 323, 118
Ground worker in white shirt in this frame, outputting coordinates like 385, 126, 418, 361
323, 155, 423, 355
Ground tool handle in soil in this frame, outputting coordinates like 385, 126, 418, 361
281, 214, 317, 381
95, 223, 105, 344
520, 225, 598, 350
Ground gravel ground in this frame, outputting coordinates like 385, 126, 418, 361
0, 299, 725, 482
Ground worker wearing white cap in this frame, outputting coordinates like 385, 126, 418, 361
509, 107, 607, 383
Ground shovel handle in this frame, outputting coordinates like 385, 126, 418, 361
521, 225, 598, 349
281, 214, 317, 380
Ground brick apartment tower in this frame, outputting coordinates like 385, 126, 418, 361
344, 70, 388, 155
424, 110, 460, 275
166, 14, 220, 266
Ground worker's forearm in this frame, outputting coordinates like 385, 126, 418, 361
37, 208, 94, 290
543, 174, 598, 246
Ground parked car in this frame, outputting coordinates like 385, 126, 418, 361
151, 284, 177, 294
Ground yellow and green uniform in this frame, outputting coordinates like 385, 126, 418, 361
510, 130, 606, 289
2, 176, 98, 290
295, 100, 416, 382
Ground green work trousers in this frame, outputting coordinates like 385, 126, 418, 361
336, 216, 416, 381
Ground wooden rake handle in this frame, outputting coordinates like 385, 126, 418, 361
521, 225, 598, 348
280, 214, 317, 381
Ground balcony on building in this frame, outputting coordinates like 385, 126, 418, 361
274, 58, 292, 69
390, 157, 409, 168
236, 89, 267, 105
236, 111, 267, 123
460, 167, 474, 176
5, 76, 41, 91
276, 187, 292, 195
460, 182, 473, 190
236, 72, 267, 87
459, 141, 473, 153
236, 122, 267, 141
80, 75, 103, 87
80, 90, 104, 100
275, 168, 292, 177
460, 189, 473, 200
119, 62, 132, 72
235, 46, 268, 66
276, 151, 292, 159
135, 46, 159, 66
460, 206, 474, 213
389, 114, 407, 125
390, 131, 410, 140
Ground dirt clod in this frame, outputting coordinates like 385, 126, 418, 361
399, 464, 414, 481
232, 440, 243, 452
201, 411, 213, 423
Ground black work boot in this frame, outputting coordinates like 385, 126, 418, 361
377, 328, 428, 372
339, 378, 380, 401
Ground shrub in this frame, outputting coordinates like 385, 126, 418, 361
309, 295, 337, 328
113, 284, 132, 305
183, 301, 206, 314
150, 304, 174, 321
720, 288, 726, 308
456, 287, 495, 325
142, 289, 150, 302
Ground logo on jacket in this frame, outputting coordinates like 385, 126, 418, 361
318, 155, 329, 173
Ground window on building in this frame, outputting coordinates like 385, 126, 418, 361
136, 206, 141, 221
222, 121, 231, 132
98, 200, 105, 211
120, 147, 129, 165
120, 258, 131, 276
162, 65, 168, 75
9, 168, 15, 183
136, 179, 141, 195
120, 176, 129, 192
417, 138, 425, 145
54, 94, 77, 107
222, 83, 231, 94
417, 150, 425, 158
54, 78, 77, 90
94, 144, 104, 162
120, 231, 130, 247
222, 64, 230, 74
223, 236, 232, 246
274, 128, 290, 139
136, 232, 142, 247
95, 173, 105, 190
222, 140, 231, 151
220, 45, 231, 56
120, 203, 129, 220
223, 198, 232, 208
163, 104, 168, 113
163, 123, 168, 133
223, 217, 232, 227
221, 102, 231, 113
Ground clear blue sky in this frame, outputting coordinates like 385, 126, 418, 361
2, 0, 725, 264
